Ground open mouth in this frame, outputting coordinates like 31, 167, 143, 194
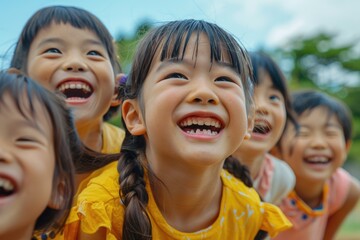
57, 81, 93, 100
0, 177, 15, 197
179, 117, 222, 136
304, 156, 331, 165
252, 120, 272, 135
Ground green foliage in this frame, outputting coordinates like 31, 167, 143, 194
116, 20, 154, 74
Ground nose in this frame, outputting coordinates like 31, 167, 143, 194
187, 81, 219, 105
62, 54, 88, 72
255, 96, 268, 115
310, 132, 326, 149
0, 145, 12, 163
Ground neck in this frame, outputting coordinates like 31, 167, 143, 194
75, 120, 103, 152
233, 149, 266, 179
149, 160, 223, 232
294, 177, 326, 208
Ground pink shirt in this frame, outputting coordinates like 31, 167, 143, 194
274, 168, 351, 240
254, 154, 295, 205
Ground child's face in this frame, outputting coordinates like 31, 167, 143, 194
279, 107, 349, 182
235, 69, 286, 155
26, 23, 115, 124
123, 33, 250, 169
0, 94, 55, 238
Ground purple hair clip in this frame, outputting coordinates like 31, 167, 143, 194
119, 75, 128, 85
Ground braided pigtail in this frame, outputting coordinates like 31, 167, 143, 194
118, 131, 151, 240
223, 156, 253, 188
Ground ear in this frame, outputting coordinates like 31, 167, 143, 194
48, 180, 65, 209
7, 68, 22, 74
122, 99, 146, 135
345, 140, 352, 153
110, 73, 126, 107
244, 111, 255, 140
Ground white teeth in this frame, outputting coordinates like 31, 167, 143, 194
186, 129, 218, 135
180, 117, 221, 128
306, 156, 329, 163
0, 177, 14, 191
57, 82, 91, 92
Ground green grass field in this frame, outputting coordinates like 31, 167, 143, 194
336, 201, 360, 239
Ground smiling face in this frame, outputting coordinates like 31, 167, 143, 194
234, 69, 286, 158
26, 22, 115, 125
279, 107, 349, 183
0, 93, 55, 239
123, 33, 250, 171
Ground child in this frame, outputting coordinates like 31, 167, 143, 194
72, 19, 292, 240
10, 5, 125, 172
0, 72, 76, 239
9, 6, 125, 238
273, 90, 360, 240
225, 52, 296, 205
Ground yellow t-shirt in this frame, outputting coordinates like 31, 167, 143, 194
54, 122, 124, 240
65, 162, 291, 240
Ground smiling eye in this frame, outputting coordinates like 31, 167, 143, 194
87, 50, 102, 56
215, 76, 235, 83
17, 137, 36, 143
44, 48, 61, 54
269, 95, 281, 102
165, 72, 187, 80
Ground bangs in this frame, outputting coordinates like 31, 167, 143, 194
158, 20, 248, 76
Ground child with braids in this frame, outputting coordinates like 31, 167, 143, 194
224, 52, 296, 205
273, 90, 360, 240
9, 6, 125, 239
71, 19, 292, 240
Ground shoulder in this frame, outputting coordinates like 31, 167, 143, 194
267, 154, 296, 204
328, 168, 357, 213
221, 169, 260, 202
78, 161, 120, 203
102, 122, 125, 153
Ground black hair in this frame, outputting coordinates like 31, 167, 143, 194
292, 90, 352, 141
118, 19, 264, 240
0, 72, 76, 235
10, 5, 122, 121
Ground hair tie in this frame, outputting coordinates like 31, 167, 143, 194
119, 75, 128, 85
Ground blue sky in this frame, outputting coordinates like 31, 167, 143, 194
1, 0, 359, 70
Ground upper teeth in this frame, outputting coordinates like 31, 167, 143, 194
306, 156, 329, 163
0, 177, 14, 191
180, 117, 221, 128
57, 82, 91, 92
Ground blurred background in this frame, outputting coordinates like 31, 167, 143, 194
1, 1, 359, 238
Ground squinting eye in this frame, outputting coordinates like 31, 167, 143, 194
44, 48, 61, 54
215, 76, 234, 83
17, 137, 36, 142
88, 50, 102, 56
165, 73, 187, 80
269, 95, 281, 102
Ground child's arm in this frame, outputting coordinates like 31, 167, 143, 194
323, 177, 360, 240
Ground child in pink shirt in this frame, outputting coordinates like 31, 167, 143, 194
273, 90, 360, 240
